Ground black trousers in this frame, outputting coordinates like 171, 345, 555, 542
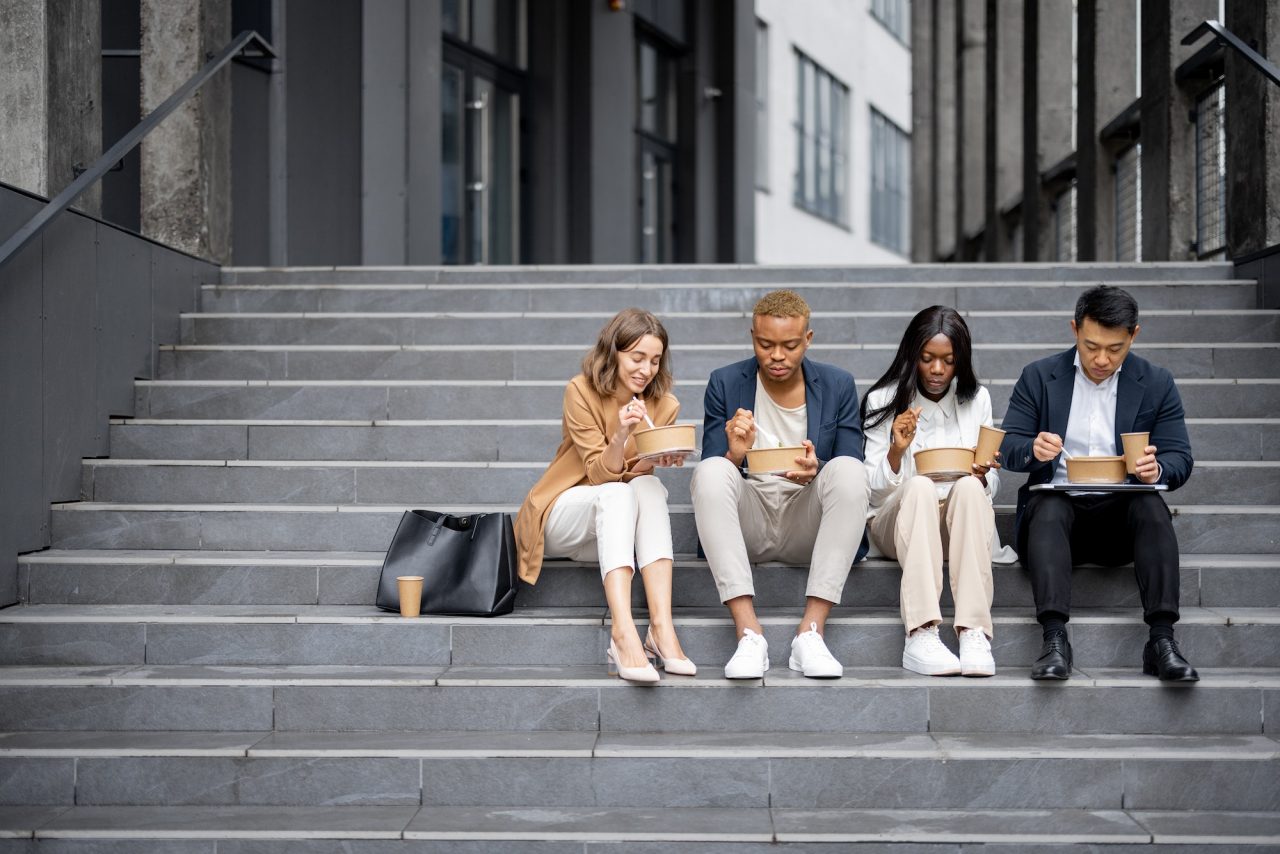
1016, 491, 1180, 624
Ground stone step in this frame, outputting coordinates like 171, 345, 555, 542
199, 278, 1258, 313
48, 502, 1280, 554
18, 551, 1279, 609
218, 261, 1237, 284
131, 377, 1280, 420
156, 341, 1280, 381
77, 458, 1280, 507
5, 803, 1277, 847
178, 309, 1280, 347
0, 604, 1275, 669
107, 417, 1280, 462
1, 730, 1275, 810
0, 664, 1275, 735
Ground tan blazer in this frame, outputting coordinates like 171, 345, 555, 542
514, 373, 680, 584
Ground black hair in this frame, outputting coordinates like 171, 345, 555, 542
860, 305, 979, 431
1074, 285, 1139, 333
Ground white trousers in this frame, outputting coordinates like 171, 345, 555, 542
542, 475, 674, 579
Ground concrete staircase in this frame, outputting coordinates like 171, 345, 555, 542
1, 263, 1278, 850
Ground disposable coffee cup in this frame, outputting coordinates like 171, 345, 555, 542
1121, 431, 1150, 475
974, 425, 1005, 467
397, 576, 424, 618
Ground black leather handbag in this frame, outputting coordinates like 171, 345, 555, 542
375, 510, 517, 616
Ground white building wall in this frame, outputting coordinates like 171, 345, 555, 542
755, 0, 913, 264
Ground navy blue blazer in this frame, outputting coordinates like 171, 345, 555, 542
701, 356, 866, 466
999, 347, 1194, 532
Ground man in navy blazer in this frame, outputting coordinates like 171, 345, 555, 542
691, 290, 869, 680
1000, 285, 1198, 682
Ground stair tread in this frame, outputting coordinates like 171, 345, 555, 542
6, 803, 1275, 843
0, 603, 1268, 625
1, 663, 1276, 687
1, 729, 1274, 759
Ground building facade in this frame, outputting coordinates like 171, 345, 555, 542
910, 0, 1280, 264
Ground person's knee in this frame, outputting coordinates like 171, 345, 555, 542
595, 481, 637, 519
1028, 494, 1072, 528
691, 455, 740, 497
627, 474, 670, 509
904, 475, 936, 497
823, 455, 868, 494
951, 474, 985, 497
1129, 493, 1172, 524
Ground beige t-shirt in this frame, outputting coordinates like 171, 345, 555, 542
751, 374, 807, 488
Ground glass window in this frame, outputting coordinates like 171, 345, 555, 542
793, 51, 849, 226
1194, 82, 1227, 259
1053, 181, 1078, 263
636, 38, 676, 144
1114, 143, 1142, 262
443, 0, 526, 69
871, 0, 911, 45
870, 108, 911, 255
755, 20, 768, 190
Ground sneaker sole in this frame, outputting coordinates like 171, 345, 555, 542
788, 656, 843, 678
902, 656, 961, 677
961, 666, 995, 677
724, 659, 770, 680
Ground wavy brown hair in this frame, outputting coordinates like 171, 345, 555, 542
581, 308, 673, 401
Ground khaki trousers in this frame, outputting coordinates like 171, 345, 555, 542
690, 455, 869, 604
868, 474, 994, 637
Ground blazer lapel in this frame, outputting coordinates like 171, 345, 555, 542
803, 359, 823, 442
1046, 349, 1075, 439
1114, 356, 1145, 447
737, 358, 758, 414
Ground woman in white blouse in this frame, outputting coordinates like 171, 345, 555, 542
861, 306, 1012, 677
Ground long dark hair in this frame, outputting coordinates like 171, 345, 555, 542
860, 305, 979, 431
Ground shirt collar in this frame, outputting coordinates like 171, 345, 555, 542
915, 380, 957, 421
1072, 351, 1122, 390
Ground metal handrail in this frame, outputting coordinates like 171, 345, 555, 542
0, 30, 276, 271
1182, 19, 1280, 87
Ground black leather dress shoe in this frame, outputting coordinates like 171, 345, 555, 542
1030, 629, 1072, 680
1143, 637, 1200, 682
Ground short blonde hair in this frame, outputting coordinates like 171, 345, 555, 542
581, 308, 673, 401
753, 289, 811, 324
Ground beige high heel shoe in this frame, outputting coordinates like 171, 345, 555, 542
606, 639, 660, 683
644, 627, 697, 676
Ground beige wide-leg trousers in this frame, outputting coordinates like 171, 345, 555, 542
691, 455, 869, 604
868, 474, 995, 637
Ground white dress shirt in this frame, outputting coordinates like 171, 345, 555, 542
1053, 353, 1120, 485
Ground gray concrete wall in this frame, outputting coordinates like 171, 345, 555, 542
1225, 0, 1280, 258
0, 0, 102, 216
1034, 0, 1075, 261
993, 0, 1023, 258
528, 7, 574, 263
959, 0, 986, 253
910, 0, 935, 261
586, 2, 636, 262
140, 0, 232, 261
715, 0, 756, 263
361, 0, 410, 265
0, 182, 217, 608
406, 2, 442, 264
935, 1, 957, 258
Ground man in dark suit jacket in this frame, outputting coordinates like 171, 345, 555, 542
1000, 285, 1198, 682
691, 290, 869, 680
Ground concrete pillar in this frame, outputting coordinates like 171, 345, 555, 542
935, 0, 957, 259
714, 0, 756, 263
956, 0, 985, 259
1034, 0, 1075, 262
1078, 0, 1138, 261
582, 1, 635, 262
911, 0, 936, 261
1140, 0, 1218, 261
1225, 0, 1280, 257
140, 0, 232, 262
0, 0, 102, 215
361, 0, 409, 264
1020, 0, 1039, 261
991, 0, 1022, 260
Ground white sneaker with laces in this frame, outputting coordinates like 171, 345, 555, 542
902, 624, 962, 676
788, 622, 843, 678
723, 628, 769, 679
958, 627, 995, 676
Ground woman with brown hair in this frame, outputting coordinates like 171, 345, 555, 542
514, 308, 695, 682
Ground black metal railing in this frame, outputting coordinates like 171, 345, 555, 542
1182, 19, 1280, 87
0, 30, 276, 271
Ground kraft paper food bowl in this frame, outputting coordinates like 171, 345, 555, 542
914, 446, 975, 477
633, 424, 697, 456
1066, 456, 1126, 484
746, 445, 807, 475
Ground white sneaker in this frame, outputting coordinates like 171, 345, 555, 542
958, 627, 996, 677
724, 628, 769, 679
788, 622, 844, 678
902, 625, 961, 676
